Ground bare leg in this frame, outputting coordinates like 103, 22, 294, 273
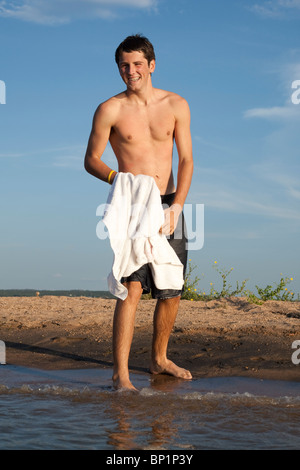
112, 282, 142, 391
150, 296, 192, 380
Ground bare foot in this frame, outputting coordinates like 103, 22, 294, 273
112, 373, 139, 392
150, 359, 192, 380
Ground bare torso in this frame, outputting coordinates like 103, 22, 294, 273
108, 88, 177, 195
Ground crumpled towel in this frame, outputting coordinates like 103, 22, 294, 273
102, 172, 184, 300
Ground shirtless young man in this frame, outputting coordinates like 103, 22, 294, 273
84, 34, 193, 391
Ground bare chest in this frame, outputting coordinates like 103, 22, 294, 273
111, 105, 175, 144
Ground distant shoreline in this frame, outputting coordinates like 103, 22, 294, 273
1, 289, 299, 301
0, 289, 115, 298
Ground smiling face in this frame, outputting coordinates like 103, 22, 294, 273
118, 50, 155, 92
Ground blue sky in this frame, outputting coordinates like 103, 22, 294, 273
0, 0, 299, 296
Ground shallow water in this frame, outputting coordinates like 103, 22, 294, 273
0, 365, 300, 450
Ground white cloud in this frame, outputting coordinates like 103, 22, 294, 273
190, 164, 300, 222
244, 62, 300, 121
0, 0, 157, 24
278, 0, 300, 7
252, 163, 300, 200
50, 142, 116, 169
249, 0, 300, 17
52, 155, 83, 169
0, 152, 26, 158
244, 105, 299, 119
196, 185, 300, 221
205, 188, 300, 220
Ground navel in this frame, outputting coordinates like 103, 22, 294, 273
167, 131, 171, 136
127, 135, 133, 140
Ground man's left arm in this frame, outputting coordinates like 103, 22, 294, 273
173, 97, 193, 208
160, 97, 193, 235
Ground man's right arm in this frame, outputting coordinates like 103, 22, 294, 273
84, 100, 117, 184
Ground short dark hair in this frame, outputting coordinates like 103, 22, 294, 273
115, 34, 156, 66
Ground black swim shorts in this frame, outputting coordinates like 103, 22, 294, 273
120, 193, 188, 299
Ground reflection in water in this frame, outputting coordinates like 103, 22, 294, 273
107, 407, 138, 450
1, 366, 300, 450
148, 412, 179, 450
105, 375, 188, 450
106, 395, 180, 450
150, 374, 193, 393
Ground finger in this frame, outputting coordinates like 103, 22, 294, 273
159, 224, 170, 234
160, 222, 174, 235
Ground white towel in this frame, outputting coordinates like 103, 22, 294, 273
102, 172, 184, 300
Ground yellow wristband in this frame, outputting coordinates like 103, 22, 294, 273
107, 170, 116, 184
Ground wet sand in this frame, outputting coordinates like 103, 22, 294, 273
1, 296, 299, 382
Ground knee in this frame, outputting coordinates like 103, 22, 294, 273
170, 295, 181, 306
124, 282, 143, 304
159, 295, 181, 308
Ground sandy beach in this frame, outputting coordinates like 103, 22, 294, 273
1, 296, 299, 382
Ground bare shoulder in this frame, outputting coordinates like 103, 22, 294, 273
169, 92, 190, 115
156, 89, 190, 116
94, 94, 123, 121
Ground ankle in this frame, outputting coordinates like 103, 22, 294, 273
112, 370, 137, 391
151, 355, 168, 369
151, 349, 167, 364
112, 368, 129, 381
